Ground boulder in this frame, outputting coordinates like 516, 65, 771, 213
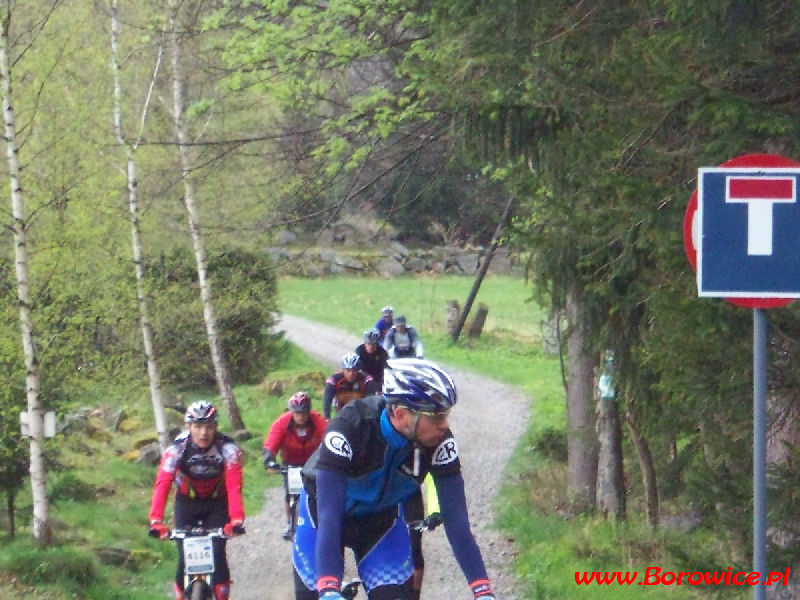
135, 442, 163, 466
387, 241, 411, 258
404, 257, 428, 273
456, 253, 480, 274
375, 257, 406, 278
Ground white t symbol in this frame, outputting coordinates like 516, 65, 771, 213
726, 176, 796, 256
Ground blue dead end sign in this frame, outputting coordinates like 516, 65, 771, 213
684, 153, 799, 308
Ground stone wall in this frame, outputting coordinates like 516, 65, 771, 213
267, 239, 522, 278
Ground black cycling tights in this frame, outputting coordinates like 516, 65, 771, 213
293, 569, 411, 600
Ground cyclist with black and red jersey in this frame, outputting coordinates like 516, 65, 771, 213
322, 353, 377, 419
148, 401, 244, 600
292, 359, 498, 600
354, 328, 390, 386
263, 391, 328, 538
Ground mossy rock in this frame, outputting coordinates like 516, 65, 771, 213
117, 416, 143, 433
133, 435, 158, 450
121, 449, 141, 462
88, 428, 113, 443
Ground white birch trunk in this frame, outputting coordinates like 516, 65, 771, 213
0, 18, 51, 546
168, 2, 244, 431
110, 0, 169, 450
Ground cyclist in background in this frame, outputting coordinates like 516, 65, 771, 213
322, 352, 376, 419
384, 315, 423, 359
375, 305, 394, 345
355, 328, 390, 387
292, 359, 498, 600
148, 401, 244, 600
263, 391, 328, 539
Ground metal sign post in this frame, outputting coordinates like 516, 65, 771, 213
753, 309, 767, 600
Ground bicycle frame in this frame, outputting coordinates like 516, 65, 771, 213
281, 465, 304, 539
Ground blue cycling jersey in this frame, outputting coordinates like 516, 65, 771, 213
297, 395, 490, 595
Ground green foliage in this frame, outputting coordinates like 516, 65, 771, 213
146, 246, 283, 387
0, 543, 99, 585
49, 472, 97, 504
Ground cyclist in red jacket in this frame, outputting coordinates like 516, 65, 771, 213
148, 401, 244, 600
263, 391, 328, 538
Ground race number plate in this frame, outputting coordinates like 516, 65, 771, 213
183, 535, 215, 574
286, 466, 304, 495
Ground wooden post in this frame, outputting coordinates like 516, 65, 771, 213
446, 300, 460, 337
467, 303, 489, 338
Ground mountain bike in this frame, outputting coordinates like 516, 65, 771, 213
151, 523, 245, 600
274, 463, 304, 540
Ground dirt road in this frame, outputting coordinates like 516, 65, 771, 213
227, 315, 528, 599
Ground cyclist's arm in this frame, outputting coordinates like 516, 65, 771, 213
434, 472, 491, 591
323, 381, 336, 419
425, 472, 439, 515
384, 329, 395, 353
148, 450, 177, 523
315, 467, 347, 593
263, 414, 287, 458
223, 444, 245, 523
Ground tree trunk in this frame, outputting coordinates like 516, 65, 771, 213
110, 0, 169, 450
766, 387, 800, 599
625, 407, 658, 528
0, 22, 51, 546
6, 490, 15, 538
565, 288, 598, 512
168, 2, 245, 431
451, 195, 514, 342
596, 395, 625, 519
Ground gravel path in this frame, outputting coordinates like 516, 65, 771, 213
227, 315, 529, 599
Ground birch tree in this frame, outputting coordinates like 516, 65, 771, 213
110, 0, 168, 449
167, 0, 244, 431
0, 7, 50, 546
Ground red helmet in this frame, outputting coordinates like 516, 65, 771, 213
288, 391, 311, 413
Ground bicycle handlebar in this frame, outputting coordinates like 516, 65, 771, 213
148, 525, 246, 539
407, 514, 442, 532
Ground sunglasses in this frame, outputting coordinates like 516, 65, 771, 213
413, 409, 450, 424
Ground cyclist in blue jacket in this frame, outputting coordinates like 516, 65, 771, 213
292, 359, 497, 600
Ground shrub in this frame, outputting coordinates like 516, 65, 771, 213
532, 427, 568, 462
50, 471, 96, 503
1, 545, 98, 585
146, 246, 284, 387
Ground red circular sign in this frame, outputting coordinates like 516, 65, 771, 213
683, 153, 799, 309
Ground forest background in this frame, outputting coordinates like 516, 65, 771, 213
3, 0, 800, 598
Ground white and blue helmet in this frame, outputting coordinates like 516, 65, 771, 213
383, 359, 456, 413
341, 352, 361, 369
364, 328, 381, 344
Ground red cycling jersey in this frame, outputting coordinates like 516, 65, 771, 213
149, 431, 244, 524
263, 410, 328, 466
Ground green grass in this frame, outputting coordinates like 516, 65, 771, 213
279, 274, 747, 600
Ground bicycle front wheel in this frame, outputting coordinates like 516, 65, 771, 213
188, 579, 212, 600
